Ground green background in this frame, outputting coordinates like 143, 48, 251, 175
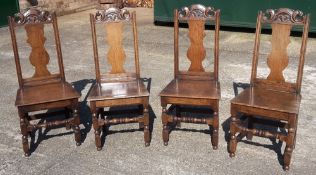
0, 0, 20, 27
154, 0, 315, 31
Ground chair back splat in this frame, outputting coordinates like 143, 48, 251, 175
174, 4, 220, 81
250, 8, 310, 94
8, 8, 66, 88
90, 8, 140, 83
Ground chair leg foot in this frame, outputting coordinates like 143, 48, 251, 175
24, 152, 30, 157
283, 146, 293, 171
229, 152, 235, 158
73, 125, 81, 146
22, 135, 30, 157
164, 142, 168, 146
229, 134, 237, 158
94, 129, 102, 150
144, 125, 150, 147
211, 129, 219, 150
162, 125, 169, 146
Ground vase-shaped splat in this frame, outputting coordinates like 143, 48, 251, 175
267, 24, 292, 82
26, 24, 51, 78
105, 22, 126, 74
187, 20, 206, 72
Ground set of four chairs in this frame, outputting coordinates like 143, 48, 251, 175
8, 4, 310, 171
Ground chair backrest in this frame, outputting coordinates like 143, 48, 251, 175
174, 4, 220, 81
250, 8, 310, 94
90, 8, 140, 83
8, 8, 66, 88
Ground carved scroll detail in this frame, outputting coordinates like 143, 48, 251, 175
95, 8, 131, 23
262, 8, 304, 24
178, 4, 216, 20
14, 8, 52, 25
105, 22, 126, 74
26, 24, 51, 78
267, 24, 292, 82
187, 20, 206, 72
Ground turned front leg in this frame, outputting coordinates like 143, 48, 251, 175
143, 102, 150, 147
18, 109, 30, 157
70, 100, 81, 146
73, 108, 81, 146
283, 116, 296, 171
161, 103, 169, 146
229, 107, 238, 157
91, 102, 102, 151
211, 111, 219, 150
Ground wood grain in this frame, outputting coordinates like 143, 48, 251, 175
187, 20, 206, 72
105, 22, 126, 74
267, 24, 292, 82
25, 24, 51, 78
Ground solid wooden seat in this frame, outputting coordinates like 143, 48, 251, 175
231, 87, 301, 115
88, 8, 151, 150
159, 4, 221, 149
88, 80, 149, 101
228, 8, 310, 171
8, 8, 81, 156
16, 82, 80, 107
160, 79, 220, 100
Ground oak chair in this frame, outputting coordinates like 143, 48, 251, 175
228, 8, 310, 170
8, 8, 81, 156
159, 4, 221, 149
87, 8, 150, 150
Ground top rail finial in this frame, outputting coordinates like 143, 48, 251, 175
94, 7, 131, 23
13, 7, 53, 25
178, 4, 217, 20
262, 8, 305, 24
